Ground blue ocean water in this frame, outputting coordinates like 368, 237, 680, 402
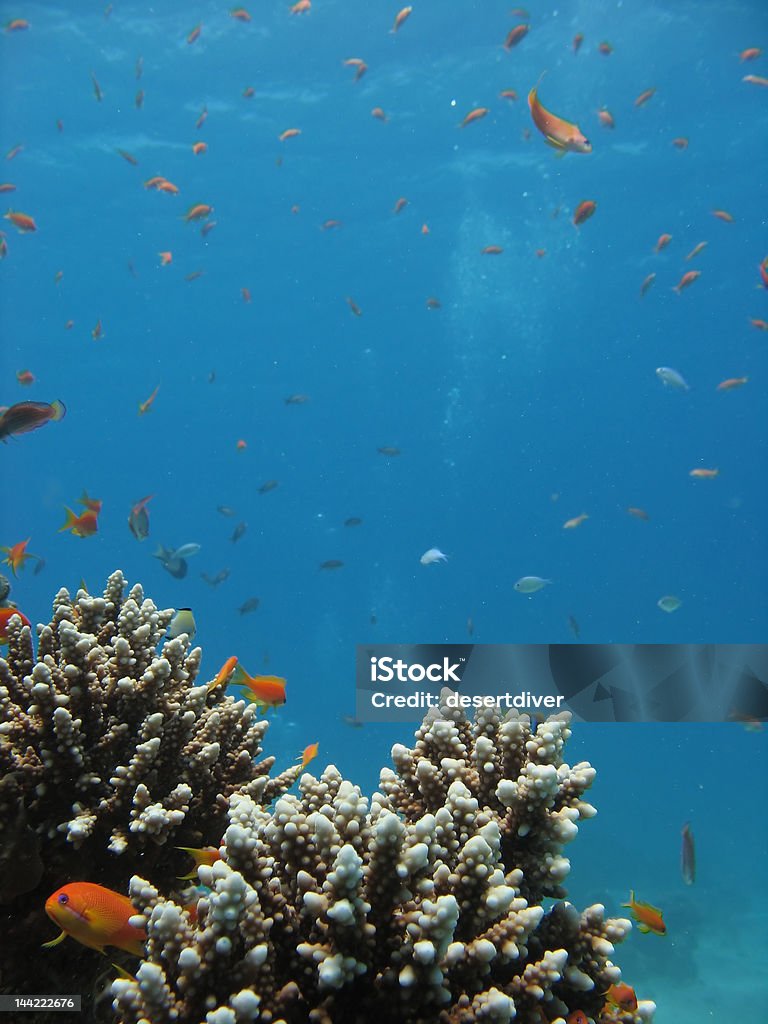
1, 2, 766, 1021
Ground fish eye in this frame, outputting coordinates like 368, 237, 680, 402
58, 893, 69, 905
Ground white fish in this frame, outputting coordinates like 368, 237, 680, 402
657, 595, 682, 613
167, 607, 196, 640
171, 543, 201, 560
420, 548, 448, 566
655, 367, 690, 391
514, 576, 552, 594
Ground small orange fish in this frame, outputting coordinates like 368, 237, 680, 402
1, 538, 34, 576
44, 882, 146, 956
158, 251, 172, 266
598, 41, 613, 56
231, 664, 287, 711
597, 108, 615, 129
750, 318, 768, 331
605, 983, 638, 1011
60, 507, 99, 538
622, 891, 666, 935
0, 183, 16, 193
528, 78, 592, 154
716, 377, 748, 391
459, 107, 489, 128
426, 297, 441, 309
290, 0, 311, 14
156, 180, 179, 194
481, 245, 504, 255
689, 467, 719, 478
321, 219, 343, 231
91, 319, 103, 340
243, 86, 255, 98
391, 6, 412, 33
739, 47, 762, 61
143, 176, 165, 190
672, 136, 689, 149
627, 506, 650, 521
279, 128, 301, 142
176, 847, 221, 879
138, 385, 160, 415
343, 58, 367, 82
420, 223, 429, 235
241, 287, 252, 303
563, 514, 588, 529
503, 24, 529, 50
371, 107, 388, 121
0, 606, 32, 644
135, 89, 144, 108
346, 296, 362, 316
16, 369, 34, 385
207, 656, 238, 695
535, 248, 546, 258
760, 259, 768, 288
187, 23, 201, 44
573, 200, 597, 226
743, 74, 768, 86
654, 233, 672, 253
566, 1013, 588, 1024
5, 144, 24, 161
572, 33, 584, 55
673, 269, 701, 293
4, 209, 36, 232
393, 197, 408, 214
685, 241, 707, 261
184, 203, 213, 222
297, 742, 319, 769
712, 209, 734, 223
230, 7, 251, 21
499, 89, 517, 101
634, 88, 656, 107
236, 439, 247, 450
5, 19, 30, 31
192, 141, 207, 156
78, 491, 102, 514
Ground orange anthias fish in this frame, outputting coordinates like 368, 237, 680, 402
0, 399, 66, 441
391, 6, 412, 33
138, 385, 160, 415
605, 982, 638, 1011
573, 200, 597, 226
231, 664, 287, 711
43, 882, 146, 956
1, 538, 35, 576
4, 209, 37, 232
297, 742, 319, 769
207, 655, 238, 695
0, 607, 31, 643
563, 514, 589, 529
689, 467, 718, 479
459, 107, 489, 128
176, 846, 221, 879
528, 78, 592, 154
60, 508, 99, 538
716, 377, 748, 391
673, 269, 701, 293
622, 891, 666, 935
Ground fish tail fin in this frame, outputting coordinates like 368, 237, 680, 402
59, 507, 77, 532
49, 399, 66, 421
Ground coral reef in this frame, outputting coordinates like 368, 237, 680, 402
1, 573, 655, 1023
0, 572, 305, 1005
115, 695, 655, 1024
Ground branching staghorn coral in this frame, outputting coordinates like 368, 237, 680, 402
114, 694, 656, 1024
0, 571, 303, 866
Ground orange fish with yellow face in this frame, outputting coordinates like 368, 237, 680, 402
622, 890, 666, 935
44, 882, 145, 956
60, 507, 99, 538
528, 77, 591, 154
231, 664, 287, 712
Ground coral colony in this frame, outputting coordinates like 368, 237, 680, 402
0, 573, 655, 1023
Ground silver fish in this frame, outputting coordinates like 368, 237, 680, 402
655, 366, 690, 391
